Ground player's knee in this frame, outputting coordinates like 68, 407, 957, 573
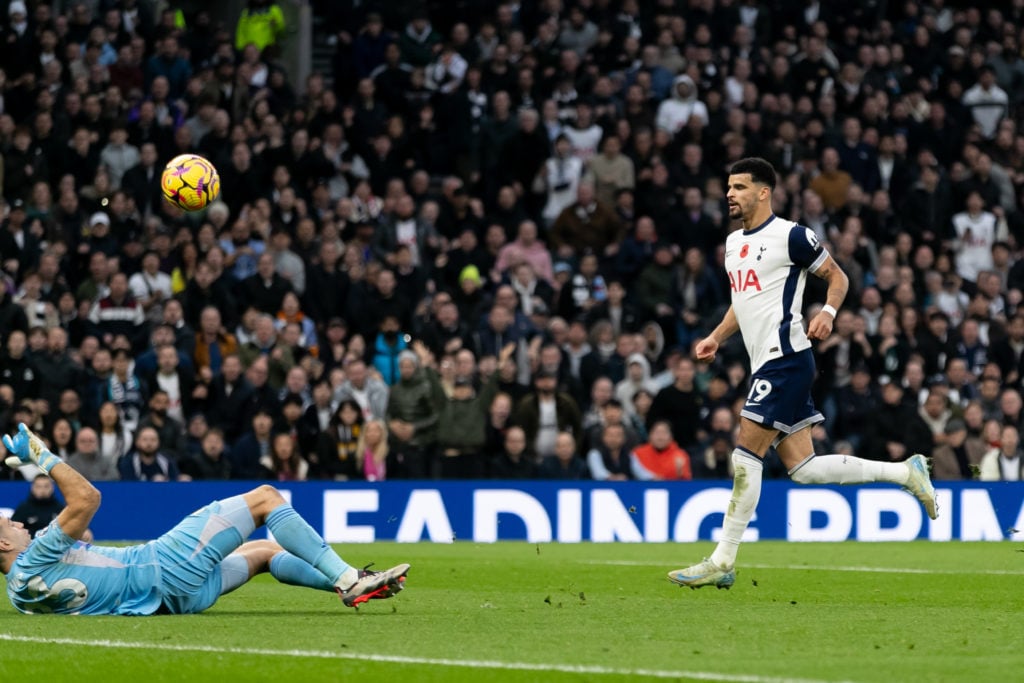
789, 458, 820, 484
235, 541, 284, 575
789, 467, 811, 484
255, 483, 283, 499
250, 484, 286, 511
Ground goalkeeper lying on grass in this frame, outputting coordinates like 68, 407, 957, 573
0, 423, 409, 614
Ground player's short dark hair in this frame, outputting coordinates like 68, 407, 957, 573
729, 157, 777, 192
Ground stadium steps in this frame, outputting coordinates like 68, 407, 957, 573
311, 14, 335, 89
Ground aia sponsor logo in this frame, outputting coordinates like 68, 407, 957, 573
728, 269, 762, 292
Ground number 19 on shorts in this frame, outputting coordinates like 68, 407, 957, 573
745, 379, 772, 406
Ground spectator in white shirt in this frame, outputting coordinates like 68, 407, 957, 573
129, 251, 173, 321
962, 65, 1009, 139
541, 134, 585, 226
980, 424, 1024, 481
562, 102, 603, 164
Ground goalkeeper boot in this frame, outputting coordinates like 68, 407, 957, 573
668, 558, 735, 590
903, 453, 938, 520
337, 563, 410, 608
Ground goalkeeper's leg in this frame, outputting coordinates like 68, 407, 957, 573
242, 485, 409, 604
217, 541, 335, 595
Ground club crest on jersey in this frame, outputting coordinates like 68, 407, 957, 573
729, 269, 762, 292
757, 245, 768, 261
740, 244, 749, 258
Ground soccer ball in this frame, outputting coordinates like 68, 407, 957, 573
161, 154, 220, 211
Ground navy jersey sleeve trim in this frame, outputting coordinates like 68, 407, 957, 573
807, 249, 828, 274
788, 225, 824, 269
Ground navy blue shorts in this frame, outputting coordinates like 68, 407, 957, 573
739, 348, 824, 446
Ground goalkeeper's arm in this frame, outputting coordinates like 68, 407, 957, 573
4, 424, 99, 541
51, 461, 101, 542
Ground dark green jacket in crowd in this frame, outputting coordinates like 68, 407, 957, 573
512, 392, 583, 452
633, 262, 675, 319
386, 367, 444, 447
435, 373, 499, 453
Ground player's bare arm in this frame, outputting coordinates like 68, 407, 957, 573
51, 461, 101, 541
806, 252, 849, 341
694, 306, 739, 362
3, 425, 99, 540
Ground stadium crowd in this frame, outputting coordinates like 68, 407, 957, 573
0, 0, 1023, 484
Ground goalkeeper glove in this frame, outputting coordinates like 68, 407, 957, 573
3, 423, 63, 474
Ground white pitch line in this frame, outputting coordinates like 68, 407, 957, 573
589, 560, 1024, 576
0, 633, 854, 683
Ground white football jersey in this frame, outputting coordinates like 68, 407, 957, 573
724, 214, 827, 373
951, 210, 997, 282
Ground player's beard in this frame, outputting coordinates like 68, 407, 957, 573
728, 202, 743, 220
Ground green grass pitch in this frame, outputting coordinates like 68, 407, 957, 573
1, 541, 1021, 682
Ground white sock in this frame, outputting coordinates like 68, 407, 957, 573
709, 448, 763, 570
336, 566, 359, 591
789, 454, 909, 486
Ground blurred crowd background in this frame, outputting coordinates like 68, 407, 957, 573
0, 0, 1023, 484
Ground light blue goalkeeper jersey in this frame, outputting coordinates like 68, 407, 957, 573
5, 520, 162, 615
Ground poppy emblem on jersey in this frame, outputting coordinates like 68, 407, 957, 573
740, 244, 749, 258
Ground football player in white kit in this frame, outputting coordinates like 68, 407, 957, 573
668, 158, 938, 589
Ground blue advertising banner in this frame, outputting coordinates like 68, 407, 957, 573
0, 481, 1021, 543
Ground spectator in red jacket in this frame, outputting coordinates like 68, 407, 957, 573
631, 420, 692, 481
